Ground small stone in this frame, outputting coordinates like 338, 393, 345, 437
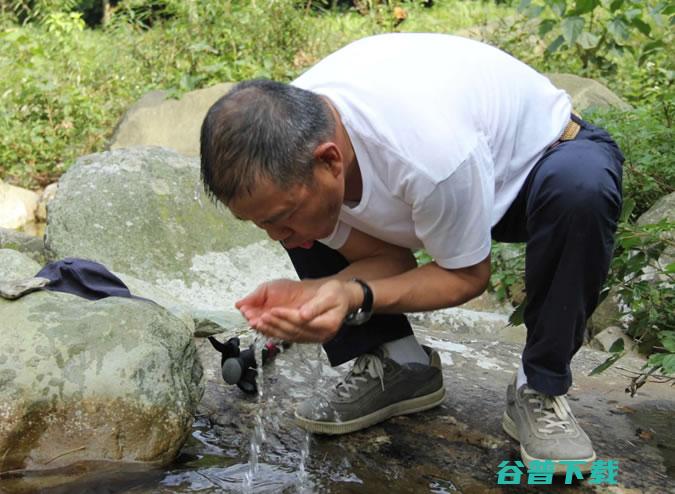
35, 182, 58, 222
590, 326, 635, 353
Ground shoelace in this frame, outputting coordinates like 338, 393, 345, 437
335, 353, 385, 399
523, 388, 573, 434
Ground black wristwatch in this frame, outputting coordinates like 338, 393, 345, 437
344, 278, 374, 326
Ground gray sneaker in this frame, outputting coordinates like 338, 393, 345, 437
295, 345, 445, 435
502, 377, 596, 473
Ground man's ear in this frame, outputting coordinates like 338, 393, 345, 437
313, 142, 343, 178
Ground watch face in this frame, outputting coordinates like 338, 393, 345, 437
345, 308, 372, 326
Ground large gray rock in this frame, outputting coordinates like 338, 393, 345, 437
638, 191, 675, 227
108, 83, 233, 156
114, 271, 197, 333
545, 73, 632, 112
0, 248, 41, 280
638, 191, 675, 282
45, 147, 296, 327
0, 278, 202, 473
0, 227, 46, 264
588, 288, 626, 336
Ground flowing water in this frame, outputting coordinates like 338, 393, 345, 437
2, 332, 672, 493
243, 337, 270, 493
296, 345, 323, 493
242, 338, 320, 493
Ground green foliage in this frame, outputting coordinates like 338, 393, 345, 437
0, 0, 321, 187
43, 11, 86, 35
648, 331, 675, 375
1, 0, 509, 188
590, 198, 675, 377
414, 249, 433, 265
2, 0, 79, 24
0, 23, 109, 186
585, 104, 674, 218
489, 243, 525, 303
517, 0, 672, 73
485, 0, 673, 110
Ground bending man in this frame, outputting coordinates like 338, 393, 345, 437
200, 34, 623, 472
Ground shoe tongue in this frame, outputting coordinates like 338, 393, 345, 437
370, 347, 389, 361
521, 386, 549, 404
523, 388, 570, 422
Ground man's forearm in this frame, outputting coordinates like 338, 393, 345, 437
302, 250, 418, 287
302, 253, 490, 315
368, 259, 490, 313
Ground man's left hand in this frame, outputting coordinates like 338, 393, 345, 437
252, 279, 358, 343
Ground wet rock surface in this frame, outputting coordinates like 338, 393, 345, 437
0, 269, 203, 476
3, 319, 672, 493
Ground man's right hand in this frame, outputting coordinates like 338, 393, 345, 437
235, 279, 319, 327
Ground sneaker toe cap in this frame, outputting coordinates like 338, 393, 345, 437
524, 434, 595, 461
296, 397, 340, 422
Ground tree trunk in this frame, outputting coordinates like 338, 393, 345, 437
102, 0, 111, 27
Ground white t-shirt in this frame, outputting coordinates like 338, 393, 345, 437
292, 33, 571, 269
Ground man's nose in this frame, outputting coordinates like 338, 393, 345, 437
264, 224, 292, 241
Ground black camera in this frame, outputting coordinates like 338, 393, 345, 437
208, 336, 287, 394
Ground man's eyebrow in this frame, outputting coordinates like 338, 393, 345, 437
262, 208, 292, 224
234, 208, 290, 224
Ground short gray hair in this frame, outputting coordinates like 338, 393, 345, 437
200, 79, 335, 205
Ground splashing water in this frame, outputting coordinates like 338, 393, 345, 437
297, 344, 324, 492
243, 337, 269, 493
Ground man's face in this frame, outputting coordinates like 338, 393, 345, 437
228, 163, 343, 249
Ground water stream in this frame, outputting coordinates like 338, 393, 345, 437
243, 337, 269, 493
296, 345, 323, 492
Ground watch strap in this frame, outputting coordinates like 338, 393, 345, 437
344, 278, 373, 326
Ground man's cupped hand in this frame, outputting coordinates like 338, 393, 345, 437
235, 279, 352, 343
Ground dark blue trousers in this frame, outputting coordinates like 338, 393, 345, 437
286, 115, 623, 396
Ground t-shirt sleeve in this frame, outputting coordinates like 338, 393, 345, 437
318, 220, 352, 250
412, 146, 494, 269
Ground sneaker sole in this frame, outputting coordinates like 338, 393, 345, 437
502, 411, 596, 474
294, 386, 446, 435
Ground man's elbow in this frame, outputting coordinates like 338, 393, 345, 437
400, 250, 419, 272
471, 274, 490, 300
469, 257, 492, 300
446, 256, 492, 305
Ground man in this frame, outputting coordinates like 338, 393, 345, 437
200, 34, 623, 472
